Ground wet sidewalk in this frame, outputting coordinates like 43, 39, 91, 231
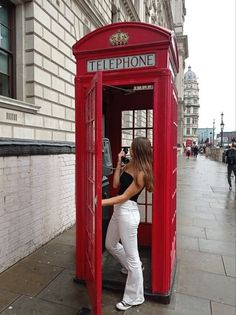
0, 155, 235, 315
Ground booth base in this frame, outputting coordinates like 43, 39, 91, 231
102, 246, 175, 304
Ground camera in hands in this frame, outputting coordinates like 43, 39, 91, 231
121, 147, 130, 164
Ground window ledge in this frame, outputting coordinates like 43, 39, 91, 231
0, 95, 41, 114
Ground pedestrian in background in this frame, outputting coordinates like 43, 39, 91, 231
102, 137, 154, 311
186, 146, 191, 158
193, 144, 199, 158
225, 142, 236, 190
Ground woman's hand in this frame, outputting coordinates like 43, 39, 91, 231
117, 150, 125, 165
113, 150, 125, 189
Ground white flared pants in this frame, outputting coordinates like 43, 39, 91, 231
105, 200, 144, 304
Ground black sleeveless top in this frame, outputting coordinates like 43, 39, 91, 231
118, 171, 143, 202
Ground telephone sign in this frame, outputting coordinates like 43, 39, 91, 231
87, 53, 155, 72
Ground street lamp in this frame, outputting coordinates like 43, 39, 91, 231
220, 112, 224, 147
212, 119, 215, 146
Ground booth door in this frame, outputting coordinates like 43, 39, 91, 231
85, 72, 102, 315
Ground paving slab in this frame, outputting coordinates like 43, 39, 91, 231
177, 225, 206, 239
178, 210, 217, 220
194, 205, 215, 211
199, 238, 235, 256
38, 269, 90, 310
205, 227, 236, 241
177, 235, 199, 251
209, 201, 236, 210
50, 225, 76, 246
0, 290, 19, 313
176, 215, 194, 225
177, 265, 236, 306
0, 260, 63, 296
25, 242, 76, 271
179, 249, 225, 275
222, 255, 236, 277
201, 192, 233, 199
0, 295, 76, 315
214, 212, 236, 224
192, 217, 234, 229
177, 200, 211, 209
211, 301, 236, 315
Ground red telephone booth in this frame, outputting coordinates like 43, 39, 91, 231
73, 22, 179, 315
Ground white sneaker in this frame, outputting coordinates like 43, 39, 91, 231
120, 263, 144, 275
116, 301, 132, 311
116, 298, 144, 311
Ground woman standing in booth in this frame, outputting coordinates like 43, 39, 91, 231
102, 137, 154, 311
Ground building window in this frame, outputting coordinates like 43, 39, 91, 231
192, 128, 197, 135
0, 1, 15, 97
112, 3, 119, 23
187, 107, 191, 114
187, 117, 190, 124
186, 128, 190, 135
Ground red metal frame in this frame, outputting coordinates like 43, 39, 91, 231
75, 73, 103, 315
85, 72, 102, 315
73, 22, 179, 313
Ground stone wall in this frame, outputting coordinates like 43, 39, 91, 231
0, 152, 75, 272
208, 147, 224, 163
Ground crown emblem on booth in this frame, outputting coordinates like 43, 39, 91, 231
109, 30, 129, 46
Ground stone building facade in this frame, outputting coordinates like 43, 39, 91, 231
170, 0, 188, 149
183, 66, 200, 145
0, 0, 188, 272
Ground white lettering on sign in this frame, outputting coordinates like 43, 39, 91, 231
87, 54, 155, 72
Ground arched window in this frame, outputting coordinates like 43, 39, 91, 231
0, 1, 15, 97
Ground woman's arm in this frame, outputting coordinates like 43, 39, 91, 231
102, 171, 145, 207
113, 151, 125, 188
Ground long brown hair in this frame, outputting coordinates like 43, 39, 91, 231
131, 137, 154, 192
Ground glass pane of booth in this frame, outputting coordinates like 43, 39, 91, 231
139, 204, 145, 222
147, 109, 153, 127
134, 129, 146, 137
122, 129, 133, 147
147, 206, 152, 223
122, 110, 133, 128
138, 189, 146, 203
147, 190, 152, 203
134, 109, 146, 127
147, 129, 153, 145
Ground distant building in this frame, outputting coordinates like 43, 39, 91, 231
183, 66, 200, 144
216, 131, 236, 146
197, 128, 213, 144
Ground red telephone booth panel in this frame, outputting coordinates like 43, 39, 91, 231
73, 22, 179, 315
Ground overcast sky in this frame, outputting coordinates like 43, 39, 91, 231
184, 0, 236, 133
